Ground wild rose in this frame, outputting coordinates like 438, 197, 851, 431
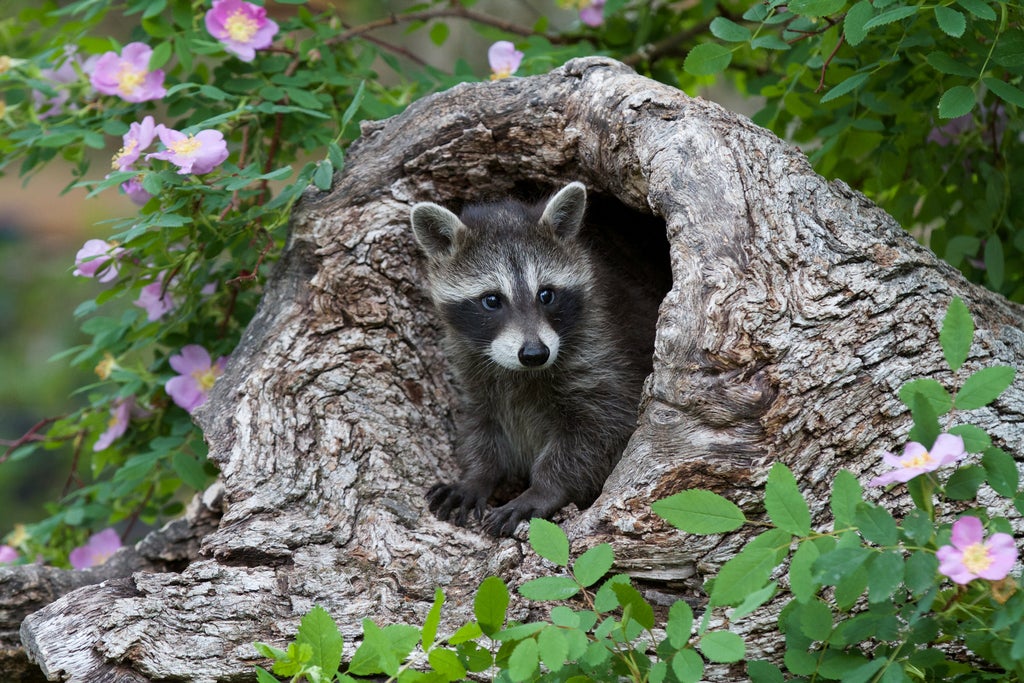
93, 399, 132, 452
165, 345, 228, 413
0, 545, 17, 565
112, 116, 157, 172
205, 0, 279, 62
73, 239, 124, 283
488, 41, 523, 80
69, 528, 121, 569
90, 42, 166, 103
147, 126, 229, 175
134, 274, 177, 321
32, 47, 98, 118
121, 177, 153, 205
937, 516, 1018, 585
579, 0, 606, 26
868, 433, 966, 486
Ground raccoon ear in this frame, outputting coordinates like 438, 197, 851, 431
410, 202, 465, 258
540, 182, 587, 240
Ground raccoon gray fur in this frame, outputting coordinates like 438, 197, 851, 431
410, 182, 661, 536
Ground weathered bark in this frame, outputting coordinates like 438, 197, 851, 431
7, 56, 1023, 681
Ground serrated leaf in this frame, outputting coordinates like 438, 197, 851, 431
422, 588, 444, 651
652, 489, 746, 533
312, 160, 333, 190
710, 529, 791, 607
982, 447, 1020, 496
789, 541, 821, 602
938, 85, 977, 119
813, 546, 871, 584
529, 518, 569, 566
349, 620, 398, 676
518, 576, 580, 601
765, 462, 812, 536
899, 379, 953, 414
448, 621, 482, 645
428, 648, 466, 682
854, 502, 898, 545
508, 638, 539, 682
537, 626, 569, 672
934, 5, 966, 36
710, 17, 751, 42
699, 630, 746, 663
907, 391, 941, 453
429, 22, 450, 47
946, 464, 985, 500
751, 35, 791, 50
794, 599, 834, 640
747, 660, 785, 683
340, 80, 366, 129
666, 600, 694, 648
985, 78, 1024, 107
926, 51, 977, 77
474, 576, 509, 636
593, 574, 631, 612
821, 72, 869, 103
941, 297, 973, 372
955, 366, 1016, 410
948, 424, 991, 452
729, 581, 777, 621
296, 606, 343, 679
572, 543, 613, 587
789, 0, 845, 15
684, 42, 732, 76
612, 583, 655, 629
957, 0, 996, 20
864, 5, 918, 29
905, 550, 939, 595
844, 1, 874, 46
830, 470, 862, 529
867, 551, 905, 603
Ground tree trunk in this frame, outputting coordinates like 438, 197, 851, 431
6, 56, 1022, 681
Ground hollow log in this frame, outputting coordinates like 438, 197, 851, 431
6, 56, 1022, 681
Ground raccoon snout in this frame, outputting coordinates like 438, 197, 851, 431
518, 342, 550, 368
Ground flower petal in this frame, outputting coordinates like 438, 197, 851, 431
950, 515, 985, 550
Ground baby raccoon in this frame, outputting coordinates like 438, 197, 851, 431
410, 182, 661, 536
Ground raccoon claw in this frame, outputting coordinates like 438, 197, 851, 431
482, 505, 530, 537
427, 483, 487, 527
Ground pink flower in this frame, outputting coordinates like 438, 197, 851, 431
165, 345, 228, 413
90, 42, 167, 103
32, 48, 98, 118
488, 41, 523, 80
121, 177, 153, 205
0, 545, 17, 565
73, 239, 124, 283
112, 116, 157, 172
579, 0, 606, 26
69, 528, 121, 569
134, 273, 177, 321
868, 433, 966, 486
205, 0, 279, 62
937, 516, 1018, 585
147, 126, 229, 175
93, 399, 132, 452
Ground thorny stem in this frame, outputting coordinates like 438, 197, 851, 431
1, 416, 61, 462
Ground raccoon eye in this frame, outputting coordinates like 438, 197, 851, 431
481, 294, 502, 311
538, 288, 555, 305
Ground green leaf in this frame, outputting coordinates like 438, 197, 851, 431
254, 666, 279, 683
312, 160, 333, 190
518, 576, 580, 601
955, 366, 1016, 410
830, 470, 862, 529
508, 638, 539, 682
537, 626, 569, 672
652, 489, 745, 534
672, 648, 705, 683
765, 462, 812, 536
699, 630, 746, 663
934, 5, 966, 36
428, 648, 467, 682
789, 541, 821, 603
572, 543, 614, 587
794, 599, 834, 641
683, 43, 732, 76
349, 620, 399, 676
612, 583, 655, 630
340, 80, 366, 130
593, 574, 631, 612
940, 297, 973, 372
948, 424, 991, 452
422, 588, 444, 651
474, 576, 509, 636
666, 600, 694, 648
710, 529, 791, 607
821, 72, 869, 103
938, 85, 977, 119
747, 660, 785, 683
907, 390, 941, 452
170, 451, 209, 490
985, 78, 1024, 108
867, 551, 905, 603
730, 581, 777, 621
957, 0, 996, 20
789, 0, 845, 15
149, 41, 173, 71
863, 6, 918, 29
710, 17, 751, 42
899, 379, 953, 414
428, 22, 450, 47
982, 447, 1020, 496
926, 51, 977, 77
448, 621, 482, 645
905, 550, 939, 595
945, 464, 985, 500
844, 1, 874, 46
813, 546, 871, 585
984, 235, 1005, 290
528, 518, 569, 566
296, 606, 343, 680
854, 502, 898, 545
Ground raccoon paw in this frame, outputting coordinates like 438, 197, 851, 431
483, 491, 566, 537
426, 483, 487, 527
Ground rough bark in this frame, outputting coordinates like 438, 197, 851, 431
7, 56, 1023, 681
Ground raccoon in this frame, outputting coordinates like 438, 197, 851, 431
410, 182, 662, 536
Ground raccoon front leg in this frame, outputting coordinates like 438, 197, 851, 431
427, 413, 511, 527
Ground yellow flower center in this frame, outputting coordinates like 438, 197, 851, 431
0, 56, 11, 75
111, 139, 138, 169
225, 10, 259, 42
962, 543, 993, 574
192, 366, 222, 392
95, 353, 117, 379
902, 450, 934, 468
170, 136, 202, 156
491, 68, 512, 80
116, 63, 147, 95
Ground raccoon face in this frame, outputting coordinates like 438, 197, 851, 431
411, 183, 591, 372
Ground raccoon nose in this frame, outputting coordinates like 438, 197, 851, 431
518, 342, 550, 367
